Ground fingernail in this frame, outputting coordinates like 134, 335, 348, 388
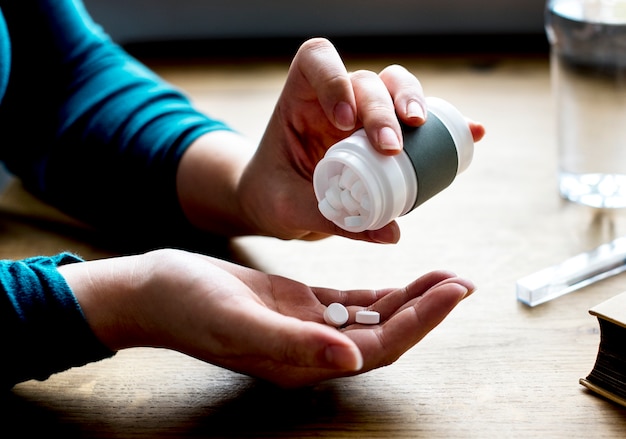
378, 127, 401, 151
456, 278, 476, 297
325, 345, 363, 371
334, 101, 356, 131
463, 285, 477, 299
367, 226, 400, 244
455, 282, 477, 302
458, 286, 470, 301
407, 100, 425, 121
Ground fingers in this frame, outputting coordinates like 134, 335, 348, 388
294, 38, 484, 161
355, 64, 426, 154
351, 65, 427, 155
346, 276, 474, 368
379, 280, 469, 354
312, 269, 461, 308
227, 272, 473, 386
318, 219, 401, 246
467, 118, 486, 142
290, 38, 356, 131
371, 274, 475, 323
350, 70, 403, 153
193, 252, 476, 387
293, 39, 427, 155
378, 64, 427, 126
365, 221, 401, 244
277, 317, 364, 372
379, 65, 487, 146
225, 303, 365, 376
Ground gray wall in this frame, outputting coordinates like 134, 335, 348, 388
83, 0, 547, 45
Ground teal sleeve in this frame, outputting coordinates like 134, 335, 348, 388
0, 253, 114, 389
0, 0, 233, 237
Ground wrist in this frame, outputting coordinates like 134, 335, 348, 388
176, 131, 256, 236
58, 253, 153, 351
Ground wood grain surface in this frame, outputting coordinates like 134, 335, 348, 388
3, 53, 626, 438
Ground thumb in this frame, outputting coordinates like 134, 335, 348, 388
245, 308, 364, 372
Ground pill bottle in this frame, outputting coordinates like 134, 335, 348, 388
313, 97, 474, 233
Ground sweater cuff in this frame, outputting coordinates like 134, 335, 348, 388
1, 252, 114, 389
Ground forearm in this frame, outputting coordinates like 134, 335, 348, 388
176, 130, 257, 237
0, 1, 235, 236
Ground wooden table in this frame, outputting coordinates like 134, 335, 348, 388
3, 52, 626, 438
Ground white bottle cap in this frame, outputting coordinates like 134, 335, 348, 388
313, 97, 474, 233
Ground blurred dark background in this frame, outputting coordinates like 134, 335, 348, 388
83, 0, 549, 59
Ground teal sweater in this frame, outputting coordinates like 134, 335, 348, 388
0, 0, 231, 388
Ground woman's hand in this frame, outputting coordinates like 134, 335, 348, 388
238, 38, 483, 244
177, 38, 485, 243
60, 248, 475, 388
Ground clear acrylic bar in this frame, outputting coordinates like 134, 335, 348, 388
516, 236, 626, 307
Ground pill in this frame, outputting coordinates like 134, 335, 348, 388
344, 215, 364, 228
359, 195, 371, 212
324, 302, 349, 327
350, 180, 366, 200
340, 189, 361, 213
325, 186, 344, 210
318, 198, 342, 220
355, 310, 380, 325
339, 167, 358, 189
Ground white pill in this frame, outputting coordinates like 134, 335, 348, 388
360, 194, 371, 211
329, 174, 341, 189
318, 198, 342, 220
350, 180, 366, 200
324, 303, 349, 327
339, 167, 358, 189
344, 215, 364, 228
325, 186, 344, 210
340, 189, 361, 213
355, 310, 380, 325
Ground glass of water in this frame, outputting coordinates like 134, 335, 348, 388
545, 0, 626, 208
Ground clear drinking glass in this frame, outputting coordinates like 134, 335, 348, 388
545, 0, 626, 208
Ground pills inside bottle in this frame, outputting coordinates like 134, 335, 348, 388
313, 97, 474, 232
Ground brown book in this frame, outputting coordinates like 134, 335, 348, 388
580, 292, 626, 408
